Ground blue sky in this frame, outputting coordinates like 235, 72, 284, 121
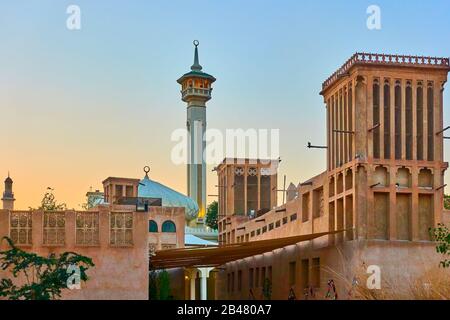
0, 0, 449, 208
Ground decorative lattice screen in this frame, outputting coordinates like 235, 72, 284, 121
43, 212, 66, 245
110, 212, 133, 246
76, 212, 100, 246
9, 211, 32, 246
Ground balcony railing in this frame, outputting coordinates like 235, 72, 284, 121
181, 87, 212, 99
322, 52, 450, 92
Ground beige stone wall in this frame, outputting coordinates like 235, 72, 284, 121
216, 240, 443, 300
148, 206, 185, 251
443, 209, 450, 225
0, 206, 149, 300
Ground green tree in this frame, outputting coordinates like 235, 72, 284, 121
148, 269, 158, 300
0, 237, 94, 300
431, 223, 450, 268
205, 201, 218, 230
444, 195, 450, 210
30, 188, 67, 211
158, 270, 171, 300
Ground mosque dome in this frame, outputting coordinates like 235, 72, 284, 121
138, 172, 199, 222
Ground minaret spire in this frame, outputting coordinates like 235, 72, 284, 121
191, 40, 202, 71
2, 172, 15, 210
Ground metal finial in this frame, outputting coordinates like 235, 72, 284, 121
191, 40, 202, 71
144, 166, 150, 178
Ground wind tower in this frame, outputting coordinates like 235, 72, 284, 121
177, 40, 216, 222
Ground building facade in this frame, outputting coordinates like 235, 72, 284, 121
0, 172, 187, 300
217, 158, 278, 245
215, 53, 450, 300
0, 205, 149, 300
101, 175, 186, 251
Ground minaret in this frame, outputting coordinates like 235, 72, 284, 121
2, 173, 15, 210
177, 41, 216, 223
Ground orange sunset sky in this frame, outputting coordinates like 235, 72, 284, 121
1, 1, 450, 209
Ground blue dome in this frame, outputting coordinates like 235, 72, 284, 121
138, 175, 199, 221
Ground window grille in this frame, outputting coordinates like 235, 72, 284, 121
9, 211, 32, 246
110, 212, 133, 246
76, 211, 99, 246
43, 212, 65, 245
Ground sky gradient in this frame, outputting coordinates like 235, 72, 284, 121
1, 0, 450, 209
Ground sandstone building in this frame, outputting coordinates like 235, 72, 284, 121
215, 53, 450, 299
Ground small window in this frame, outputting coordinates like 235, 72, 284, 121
289, 261, 296, 286
255, 268, 260, 287
275, 220, 281, 228
268, 266, 273, 283
238, 270, 242, 291
251, 231, 255, 237
231, 272, 235, 292
290, 213, 297, 222
261, 267, 266, 285
149, 220, 158, 233
262, 226, 267, 233
312, 258, 321, 288
257, 229, 261, 235
162, 220, 176, 233
283, 217, 288, 224
269, 223, 274, 231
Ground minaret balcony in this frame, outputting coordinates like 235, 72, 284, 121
2, 191, 14, 199
181, 87, 212, 101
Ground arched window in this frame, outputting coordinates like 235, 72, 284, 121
162, 220, 176, 233
149, 220, 158, 233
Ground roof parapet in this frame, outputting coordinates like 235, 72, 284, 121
321, 52, 450, 94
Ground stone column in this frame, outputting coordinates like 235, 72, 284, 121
423, 84, 428, 160
244, 165, 248, 215
412, 81, 417, 161
367, 77, 373, 160
331, 96, 335, 169
390, 81, 396, 159
334, 93, 338, 168
198, 267, 214, 300
355, 76, 367, 159
401, 79, 406, 159
189, 269, 198, 300
380, 79, 385, 159
339, 90, 343, 166
326, 99, 330, 170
